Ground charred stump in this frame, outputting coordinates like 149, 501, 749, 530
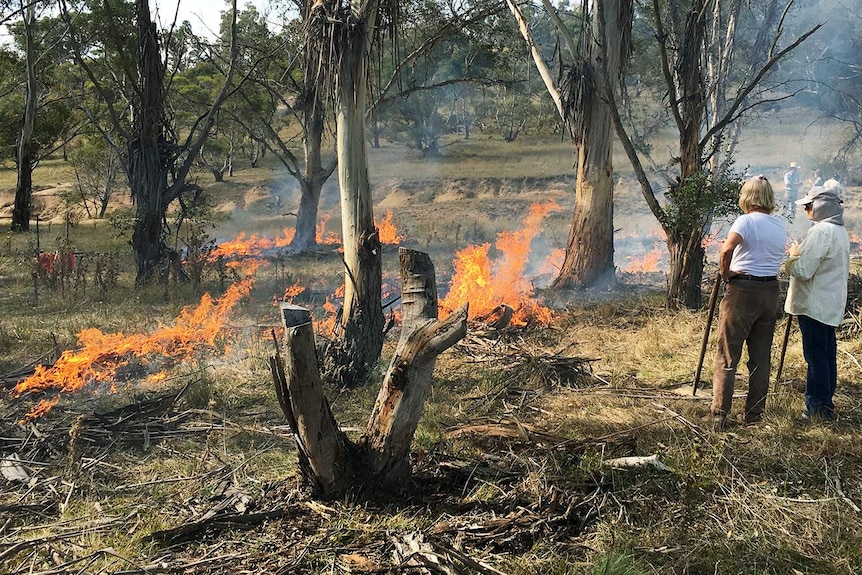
270, 248, 467, 500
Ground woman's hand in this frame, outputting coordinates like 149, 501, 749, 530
788, 241, 800, 257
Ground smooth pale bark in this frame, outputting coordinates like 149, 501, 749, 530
12, 0, 37, 232
323, 2, 384, 386
505, 0, 564, 119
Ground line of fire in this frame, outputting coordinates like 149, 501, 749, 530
5, 202, 705, 423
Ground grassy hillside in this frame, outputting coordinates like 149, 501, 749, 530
1, 131, 861, 575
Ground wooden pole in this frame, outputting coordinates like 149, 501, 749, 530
776, 314, 794, 382
693, 273, 721, 395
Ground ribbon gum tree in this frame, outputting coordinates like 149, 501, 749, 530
601, 0, 820, 308
506, 0, 632, 289
305, 0, 402, 386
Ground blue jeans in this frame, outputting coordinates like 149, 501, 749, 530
797, 315, 837, 418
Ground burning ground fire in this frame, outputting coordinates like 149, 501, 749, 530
210, 211, 402, 265
441, 202, 561, 327
14, 280, 254, 421
377, 211, 403, 244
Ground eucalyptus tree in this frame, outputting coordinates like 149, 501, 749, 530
213, 5, 338, 253
603, 0, 820, 307
369, 0, 510, 153
300, 0, 404, 387
0, 47, 73, 168
60, 0, 241, 285
68, 135, 123, 218
171, 6, 281, 185
11, 0, 37, 231
5, 2, 79, 231
506, 0, 631, 288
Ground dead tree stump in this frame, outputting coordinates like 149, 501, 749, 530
270, 249, 467, 499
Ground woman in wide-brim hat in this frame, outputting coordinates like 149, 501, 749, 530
785, 184, 851, 421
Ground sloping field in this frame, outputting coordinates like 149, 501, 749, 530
1, 130, 861, 574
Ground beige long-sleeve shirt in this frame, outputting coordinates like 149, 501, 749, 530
784, 221, 850, 327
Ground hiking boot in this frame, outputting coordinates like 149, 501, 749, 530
702, 412, 734, 432
738, 413, 763, 425
802, 410, 836, 423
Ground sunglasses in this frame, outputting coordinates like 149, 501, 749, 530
803, 203, 813, 211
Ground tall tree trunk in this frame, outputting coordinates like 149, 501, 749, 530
322, 9, 385, 387
290, 7, 336, 253
666, 227, 706, 309
130, 0, 170, 284
509, 0, 630, 289
291, 83, 327, 251
552, 0, 630, 288
292, 180, 321, 251
12, 0, 37, 233
666, 1, 708, 308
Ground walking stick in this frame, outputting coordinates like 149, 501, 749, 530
776, 314, 794, 382
693, 273, 722, 396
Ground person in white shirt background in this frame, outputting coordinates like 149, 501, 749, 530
785, 184, 850, 421
710, 175, 787, 430
783, 162, 803, 215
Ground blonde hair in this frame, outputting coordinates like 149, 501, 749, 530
739, 174, 775, 213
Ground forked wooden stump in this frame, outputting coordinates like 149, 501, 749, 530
270, 248, 467, 499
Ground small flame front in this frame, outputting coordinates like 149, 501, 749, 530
15, 280, 254, 421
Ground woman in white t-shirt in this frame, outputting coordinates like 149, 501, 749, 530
709, 175, 787, 430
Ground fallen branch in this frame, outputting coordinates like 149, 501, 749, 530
144, 509, 285, 546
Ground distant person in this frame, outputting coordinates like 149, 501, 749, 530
810, 169, 824, 187
709, 175, 787, 430
823, 175, 843, 200
784, 162, 803, 214
785, 184, 850, 421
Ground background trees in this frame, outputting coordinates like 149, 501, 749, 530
0, 0, 858, 305
5, 3, 77, 231
58, 0, 242, 284
607, 0, 821, 307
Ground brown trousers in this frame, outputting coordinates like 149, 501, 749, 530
711, 280, 781, 420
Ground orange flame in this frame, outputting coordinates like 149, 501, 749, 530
318, 297, 340, 336
624, 242, 663, 273
275, 228, 296, 248
377, 211, 403, 245
282, 283, 306, 302
441, 202, 561, 326
211, 233, 273, 259
15, 280, 253, 416
316, 214, 341, 245
23, 396, 60, 421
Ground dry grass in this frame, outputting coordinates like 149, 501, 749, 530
2, 135, 862, 575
